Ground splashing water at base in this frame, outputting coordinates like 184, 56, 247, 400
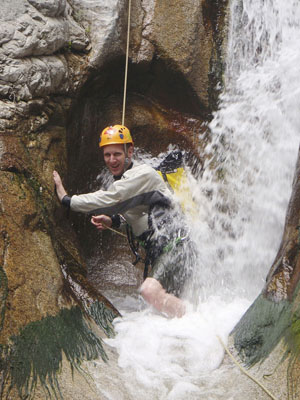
89, 0, 300, 398
89, 293, 250, 400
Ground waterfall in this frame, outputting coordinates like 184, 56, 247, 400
192, 0, 300, 302
89, 0, 300, 398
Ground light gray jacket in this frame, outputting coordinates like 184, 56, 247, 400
70, 163, 173, 237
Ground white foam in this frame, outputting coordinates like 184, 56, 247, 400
95, 295, 249, 399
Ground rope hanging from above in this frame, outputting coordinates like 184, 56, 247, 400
122, 0, 132, 126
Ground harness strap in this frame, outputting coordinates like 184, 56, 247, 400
162, 236, 187, 254
126, 224, 143, 265
143, 258, 151, 280
126, 223, 187, 280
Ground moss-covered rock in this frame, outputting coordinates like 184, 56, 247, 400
233, 151, 300, 399
2, 307, 108, 400
0, 100, 119, 399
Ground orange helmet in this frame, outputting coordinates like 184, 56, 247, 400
99, 125, 133, 148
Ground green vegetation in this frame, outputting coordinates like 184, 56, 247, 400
3, 306, 108, 400
297, 225, 300, 255
285, 304, 300, 399
234, 283, 300, 400
0, 230, 9, 335
88, 300, 116, 338
0, 262, 8, 333
234, 295, 290, 366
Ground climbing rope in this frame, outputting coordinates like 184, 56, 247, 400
93, 3, 132, 238
102, 223, 127, 238
217, 335, 279, 400
122, 0, 132, 126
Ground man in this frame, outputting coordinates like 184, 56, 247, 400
53, 124, 195, 317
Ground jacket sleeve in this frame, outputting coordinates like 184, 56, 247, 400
70, 165, 172, 216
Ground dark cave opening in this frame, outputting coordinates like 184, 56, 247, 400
64, 56, 210, 290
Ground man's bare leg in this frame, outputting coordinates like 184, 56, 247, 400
140, 277, 186, 318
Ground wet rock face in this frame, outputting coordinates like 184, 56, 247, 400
138, 0, 212, 109
264, 151, 300, 302
27, 0, 67, 17
0, 181, 64, 339
0, 0, 89, 101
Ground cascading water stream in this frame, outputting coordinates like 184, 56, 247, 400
191, 0, 300, 302
89, 0, 300, 398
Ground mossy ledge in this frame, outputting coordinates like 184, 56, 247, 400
233, 295, 290, 365
233, 282, 300, 399
1, 306, 109, 400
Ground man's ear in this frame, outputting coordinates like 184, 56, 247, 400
128, 144, 134, 158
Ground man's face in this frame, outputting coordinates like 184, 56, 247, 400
103, 143, 133, 176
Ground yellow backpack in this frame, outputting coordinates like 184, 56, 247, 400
155, 151, 197, 217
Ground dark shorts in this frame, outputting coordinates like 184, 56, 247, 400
149, 238, 197, 297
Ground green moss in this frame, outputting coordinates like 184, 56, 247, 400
10, 172, 27, 200
88, 300, 116, 338
10, 170, 45, 213
0, 264, 8, 333
233, 294, 291, 366
0, 230, 9, 334
289, 313, 300, 350
297, 225, 300, 254
4, 306, 108, 400
234, 282, 300, 399
285, 304, 300, 399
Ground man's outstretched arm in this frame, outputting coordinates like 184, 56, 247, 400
53, 171, 67, 202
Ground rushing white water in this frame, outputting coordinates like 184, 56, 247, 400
89, 0, 300, 398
